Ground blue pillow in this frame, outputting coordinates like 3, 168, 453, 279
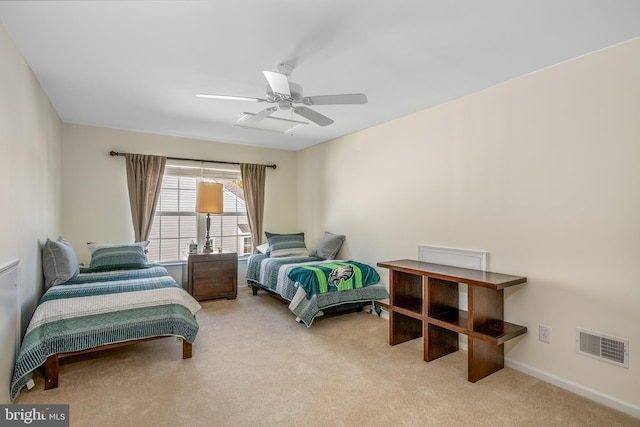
89, 245, 147, 271
42, 237, 80, 288
87, 240, 149, 255
309, 232, 346, 260
265, 232, 308, 258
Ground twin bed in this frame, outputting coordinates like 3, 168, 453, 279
10, 239, 201, 401
246, 254, 388, 326
246, 232, 388, 326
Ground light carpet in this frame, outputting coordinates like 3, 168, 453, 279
13, 286, 639, 427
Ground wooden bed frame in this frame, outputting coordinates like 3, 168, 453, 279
43, 336, 192, 390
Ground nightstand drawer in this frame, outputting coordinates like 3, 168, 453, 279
193, 262, 233, 279
192, 276, 234, 297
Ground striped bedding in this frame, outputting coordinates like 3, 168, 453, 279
10, 264, 201, 400
246, 255, 388, 326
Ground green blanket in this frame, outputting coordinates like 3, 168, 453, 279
287, 261, 380, 299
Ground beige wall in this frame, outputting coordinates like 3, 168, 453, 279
61, 124, 299, 264
0, 23, 63, 403
298, 39, 640, 411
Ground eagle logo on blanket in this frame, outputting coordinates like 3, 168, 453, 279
287, 261, 380, 298
328, 266, 354, 286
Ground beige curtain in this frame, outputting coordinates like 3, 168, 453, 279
240, 163, 266, 252
125, 154, 166, 242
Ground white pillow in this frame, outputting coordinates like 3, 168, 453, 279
255, 243, 270, 254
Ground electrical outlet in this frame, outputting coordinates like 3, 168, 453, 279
539, 325, 551, 344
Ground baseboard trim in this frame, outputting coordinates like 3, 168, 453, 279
375, 312, 638, 419
505, 358, 640, 419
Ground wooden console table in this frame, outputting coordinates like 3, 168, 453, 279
377, 259, 527, 382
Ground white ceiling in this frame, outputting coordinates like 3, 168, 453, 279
1, 1, 639, 151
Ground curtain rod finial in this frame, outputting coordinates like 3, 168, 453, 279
110, 150, 119, 157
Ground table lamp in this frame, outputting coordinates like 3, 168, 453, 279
195, 182, 223, 253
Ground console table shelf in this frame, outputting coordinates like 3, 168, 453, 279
377, 259, 527, 382
429, 310, 468, 334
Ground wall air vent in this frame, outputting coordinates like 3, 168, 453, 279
576, 328, 628, 368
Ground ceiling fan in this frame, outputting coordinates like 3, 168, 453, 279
196, 64, 367, 127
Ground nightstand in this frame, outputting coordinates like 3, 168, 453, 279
187, 252, 238, 300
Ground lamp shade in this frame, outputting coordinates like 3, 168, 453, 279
195, 182, 223, 214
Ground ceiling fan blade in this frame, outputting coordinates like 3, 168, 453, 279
302, 93, 367, 105
196, 93, 266, 102
293, 106, 334, 126
243, 107, 277, 124
263, 71, 291, 97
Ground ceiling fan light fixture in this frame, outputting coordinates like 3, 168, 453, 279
234, 112, 308, 134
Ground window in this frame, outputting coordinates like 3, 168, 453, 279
147, 161, 252, 262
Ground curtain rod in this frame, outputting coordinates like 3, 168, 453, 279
109, 150, 276, 169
